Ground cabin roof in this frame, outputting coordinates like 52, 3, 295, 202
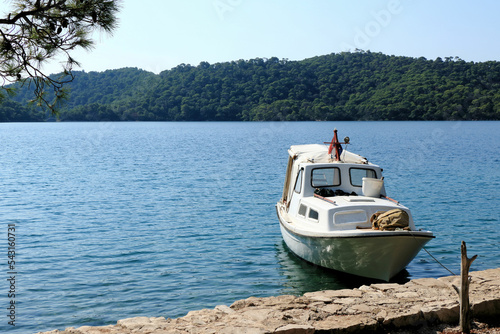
288, 144, 370, 165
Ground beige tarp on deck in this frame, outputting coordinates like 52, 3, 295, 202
288, 144, 368, 164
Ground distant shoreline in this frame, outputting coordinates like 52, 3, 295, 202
3, 52, 500, 122
1, 119, 500, 124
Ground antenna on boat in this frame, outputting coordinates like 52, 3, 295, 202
325, 129, 349, 161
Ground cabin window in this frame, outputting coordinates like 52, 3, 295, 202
311, 167, 341, 187
349, 168, 377, 187
298, 204, 307, 217
294, 169, 303, 193
308, 209, 319, 221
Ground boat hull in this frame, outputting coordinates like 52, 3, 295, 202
278, 208, 433, 281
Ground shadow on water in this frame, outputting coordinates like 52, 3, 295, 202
275, 241, 410, 296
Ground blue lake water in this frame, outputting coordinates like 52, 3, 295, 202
0, 121, 499, 333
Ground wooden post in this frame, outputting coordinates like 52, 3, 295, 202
459, 241, 477, 334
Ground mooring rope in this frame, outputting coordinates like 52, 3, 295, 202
408, 230, 457, 276
422, 246, 457, 276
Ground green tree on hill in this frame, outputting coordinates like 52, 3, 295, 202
2, 51, 500, 121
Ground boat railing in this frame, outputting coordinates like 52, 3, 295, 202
313, 193, 337, 205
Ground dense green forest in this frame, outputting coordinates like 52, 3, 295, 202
2, 51, 500, 121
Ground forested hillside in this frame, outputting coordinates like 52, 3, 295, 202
2, 51, 500, 121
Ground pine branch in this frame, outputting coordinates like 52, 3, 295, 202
0, 0, 66, 25
1, 0, 121, 112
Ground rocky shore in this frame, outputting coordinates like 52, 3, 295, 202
38, 268, 500, 334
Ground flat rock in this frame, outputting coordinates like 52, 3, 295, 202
36, 268, 500, 334
410, 277, 450, 288
395, 291, 420, 299
370, 283, 400, 291
274, 324, 315, 334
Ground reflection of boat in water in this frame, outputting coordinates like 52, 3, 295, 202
276, 129, 434, 281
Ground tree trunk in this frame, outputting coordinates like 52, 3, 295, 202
460, 241, 477, 334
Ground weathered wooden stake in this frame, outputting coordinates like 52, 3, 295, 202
460, 241, 477, 334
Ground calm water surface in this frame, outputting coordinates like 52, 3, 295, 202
0, 121, 499, 333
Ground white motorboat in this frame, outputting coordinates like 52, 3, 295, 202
276, 129, 434, 281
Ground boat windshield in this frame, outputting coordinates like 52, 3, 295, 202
349, 168, 377, 187
311, 167, 340, 187
294, 169, 303, 193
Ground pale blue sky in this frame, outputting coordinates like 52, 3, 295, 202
40, 0, 500, 74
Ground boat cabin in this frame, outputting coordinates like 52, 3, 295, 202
291, 162, 384, 199
280, 144, 412, 232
